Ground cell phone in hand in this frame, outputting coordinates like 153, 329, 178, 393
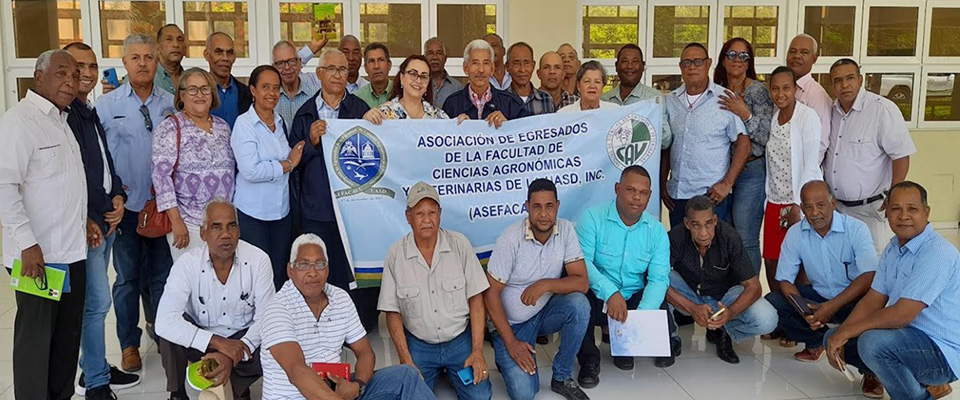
835, 351, 856, 382
710, 307, 726, 321
457, 367, 474, 385
103, 67, 120, 88
787, 293, 814, 317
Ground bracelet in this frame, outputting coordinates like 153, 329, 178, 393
744, 114, 753, 123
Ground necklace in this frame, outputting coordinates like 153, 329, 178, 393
686, 91, 704, 109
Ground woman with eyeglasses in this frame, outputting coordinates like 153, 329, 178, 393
557, 60, 618, 112
152, 67, 236, 260
231, 65, 306, 289
363, 55, 449, 124
713, 37, 775, 277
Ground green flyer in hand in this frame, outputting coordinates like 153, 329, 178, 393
9, 259, 66, 301
187, 359, 218, 391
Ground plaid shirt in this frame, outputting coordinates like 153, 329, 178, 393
316, 92, 344, 120
558, 91, 579, 109
508, 84, 556, 115
469, 86, 493, 119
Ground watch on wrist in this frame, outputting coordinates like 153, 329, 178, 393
354, 378, 366, 396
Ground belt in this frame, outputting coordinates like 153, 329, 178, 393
746, 155, 765, 163
838, 193, 884, 207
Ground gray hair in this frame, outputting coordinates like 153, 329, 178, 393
289, 234, 330, 265
272, 40, 297, 54
205, 32, 233, 49
201, 197, 238, 229
576, 60, 607, 84
685, 195, 716, 217
340, 34, 360, 47
35, 49, 72, 73
123, 34, 156, 56
319, 48, 345, 65
424, 37, 446, 54
792, 33, 819, 55
463, 39, 494, 63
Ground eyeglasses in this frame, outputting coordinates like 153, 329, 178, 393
679, 58, 709, 68
139, 105, 154, 132
292, 260, 329, 271
404, 70, 430, 83
180, 85, 213, 97
724, 50, 751, 62
34, 274, 48, 291
321, 66, 349, 77
273, 58, 300, 70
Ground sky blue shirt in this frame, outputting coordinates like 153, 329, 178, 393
576, 201, 670, 309
872, 224, 960, 375
95, 82, 175, 212
665, 82, 746, 199
231, 108, 291, 221
776, 211, 878, 299
212, 78, 240, 128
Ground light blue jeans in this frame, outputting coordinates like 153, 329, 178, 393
79, 233, 116, 390
732, 157, 766, 274
406, 327, 492, 400
668, 270, 778, 342
360, 365, 439, 400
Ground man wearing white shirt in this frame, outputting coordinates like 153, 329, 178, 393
339, 35, 370, 94
787, 34, 833, 162
156, 199, 275, 400
0, 49, 88, 400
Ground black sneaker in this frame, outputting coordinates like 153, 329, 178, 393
551, 378, 591, 400
601, 333, 610, 344
577, 363, 600, 388
536, 335, 550, 345
84, 386, 117, 400
76, 366, 141, 396
714, 329, 740, 364
613, 356, 634, 371
169, 391, 190, 400
655, 337, 682, 368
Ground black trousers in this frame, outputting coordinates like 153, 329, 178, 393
158, 327, 262, 398
13, 260, 86, 400
577, 288, 673, 366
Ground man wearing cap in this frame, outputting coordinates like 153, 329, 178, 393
378, 182, 491, 399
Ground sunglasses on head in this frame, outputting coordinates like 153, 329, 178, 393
725, 50, 751, 62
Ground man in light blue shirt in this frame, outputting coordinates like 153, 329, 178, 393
575, 166, 671, 386
766, 181, 877, 363
825, 181, 960, 400
95, 33, 176, 372
664, 42, 750, 228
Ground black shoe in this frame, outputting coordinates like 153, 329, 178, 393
551, 378, 591, 400
169, 391, 189, 400
577, 363, 600, 388
655, 338, 682, 368
76, 366, 141, 396
613, 356, 634, 371
674, 309, 694, 326
601, 333, 610, 344
84, 386, 117, 400
714, 329, 740, 364
536, 335, 550, 345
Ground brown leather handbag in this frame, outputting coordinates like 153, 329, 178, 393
137, 115, 182, 238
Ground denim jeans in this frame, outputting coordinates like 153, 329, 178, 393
824, 326, 957, 400
79, 233, 116, 389
668, 270, 778, 342
406, 327, 492, 400
112, 210, 173, 349
669, 196, 733, 229
765, 285, 854, 348
732, 157, 766, 274
491, 293, 590, 400
238, 210, 292, 290
360, 365, 439, 400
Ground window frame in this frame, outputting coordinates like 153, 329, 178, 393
921, 0, 960, 64
430, 0, 504, 79
918, 65, 960, 129
350, 0, 429, 64
576, 0, 645, 70
646, 0, 718, 67
860, 64, 922, 126
797, 0, 864, 65
270, 0, 353, 69
174, 0, 260, 69
717, 0, 787, 65
860, 0, 925, 65
92, 0, 175, 61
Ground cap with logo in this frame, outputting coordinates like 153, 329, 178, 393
406, 181, 441, 208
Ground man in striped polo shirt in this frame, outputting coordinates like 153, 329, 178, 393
260, 234, 437, 400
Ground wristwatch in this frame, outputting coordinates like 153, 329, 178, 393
354, 378, 366, 396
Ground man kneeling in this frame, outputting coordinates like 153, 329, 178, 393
156, 199, 275, 400
260, 234, 437, 400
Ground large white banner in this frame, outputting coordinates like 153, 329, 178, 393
321, 101, 663, 287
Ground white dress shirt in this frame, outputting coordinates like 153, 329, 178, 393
824, 87, 916, 202
796, 73, 834, 163
0, 90, 87, 267
155, 240, 275, 354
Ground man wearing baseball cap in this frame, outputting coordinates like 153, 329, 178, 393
377, 181, 492, 399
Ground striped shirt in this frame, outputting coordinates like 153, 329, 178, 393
872, 224, 960, 375
260, 281, 366, 400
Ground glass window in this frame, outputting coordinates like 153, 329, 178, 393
810, 72, 837, 98
803, 6, 855, 56
924, 73, 959, 121
99, 1, 167, 58
865, 72, 913, 121
866, 7, 918, 57
651, 74, 682, 93
12, 0, 83, 58
183, 1, 249, 58
437, 4, 496, 58
929, 8, 960, 57
359, 3, 421, 58
723, 6, 778, 58
653, 6, 710, 58
581, 6, 639, 59
17, 78, 37, 100
279, 3, 344, 50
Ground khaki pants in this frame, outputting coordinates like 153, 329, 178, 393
837, 201, 893, 255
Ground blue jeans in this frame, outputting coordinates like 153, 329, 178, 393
732, 157, 766, 274
112, 210, 173, 349
765, 285, 854, 348
406, 327, 492, 400
79, 233, 116, 389
824, 326, 957, 400
491, 293, 590, 400
669, 196, 733, 229
238, 210, 292, 290
668, 270, 778, 342
360, 365, 438, 400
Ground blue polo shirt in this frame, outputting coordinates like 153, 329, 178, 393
212, 78, 240, 128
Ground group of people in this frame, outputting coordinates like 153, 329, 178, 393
1, 17, 958, 400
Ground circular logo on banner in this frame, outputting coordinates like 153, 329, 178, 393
331, 126, 394, 198
606, 114, 658, 170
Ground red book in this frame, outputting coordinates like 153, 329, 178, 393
312, 362, 351, 381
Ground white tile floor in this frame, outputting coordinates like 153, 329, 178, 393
0, 227, 957, 400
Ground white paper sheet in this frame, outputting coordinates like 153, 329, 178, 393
607, 309, 671, 357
